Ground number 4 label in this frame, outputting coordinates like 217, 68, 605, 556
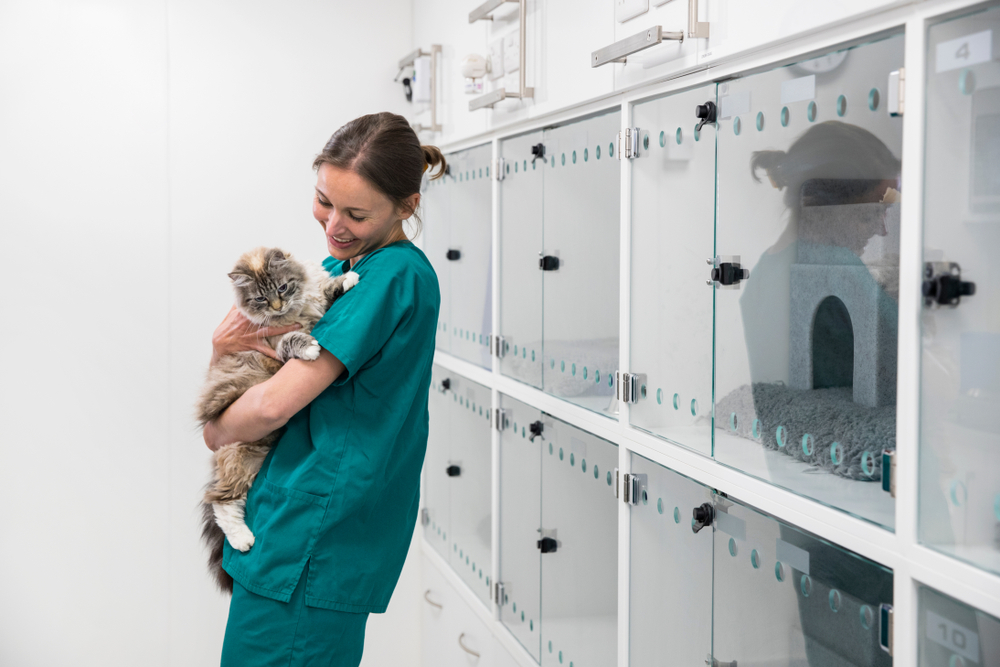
937, 30, 993, 73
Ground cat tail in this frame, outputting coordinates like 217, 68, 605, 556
200, 499, 234, 596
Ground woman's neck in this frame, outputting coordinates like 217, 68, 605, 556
350, 224, 408, 268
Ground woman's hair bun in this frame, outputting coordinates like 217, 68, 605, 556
421, 145, 447, 180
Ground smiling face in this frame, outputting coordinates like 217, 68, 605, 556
313, 163, 419, 264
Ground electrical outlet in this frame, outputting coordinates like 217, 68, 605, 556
488, 37, 504, 80
616, 0, 648, 23
503, 31, 519, 73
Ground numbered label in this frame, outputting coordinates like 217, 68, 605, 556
936, 30, 993, 73
926, 610, 980, 663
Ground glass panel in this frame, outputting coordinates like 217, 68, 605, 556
918, 584, 1000, 667
500, 130, 545, 388
498, 394, 544, 661
542, 109, 621, 416
423, 364, 452, 560
448, 143, 493, 369
630, 84, 717, 456
540, 416, 618, 667
421, 167, 452, 352
919, 5, 1000, 576
448, 374, 493, 606
714, 35, 904, 529
713, 498, 894, 666
629, 453, 713, 667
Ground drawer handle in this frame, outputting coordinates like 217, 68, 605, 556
423, 589, 443, 609
457, 633, 481, 658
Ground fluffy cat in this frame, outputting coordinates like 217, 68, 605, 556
197, 246, 358, 594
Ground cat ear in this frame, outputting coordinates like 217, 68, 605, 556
228, 272, 253, 287
266, 249, 288, 269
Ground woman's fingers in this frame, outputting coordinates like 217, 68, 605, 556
255, 343, 281, 361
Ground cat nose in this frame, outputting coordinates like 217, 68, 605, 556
270, 299, 282, 310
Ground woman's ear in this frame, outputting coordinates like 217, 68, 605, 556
399, 192, 420, 220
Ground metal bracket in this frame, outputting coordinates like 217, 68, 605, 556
408, 45, 443, 133
489, 335, 506, 359
492, 408, 507, 431
469, 0, 518, 22
492, 581, 506, 605
622, 473, 647, 506
495, 157, 506, 181
591, 26, 683, 68
888, 68, 905, 117
923, 261, 975, 307
615, 371, 647, 403
421, 507, 430, 526
688, 0, 710, 39
470, 0, 533, 109
880, 604, 894, 656
881, 449, 896, 497
707, 256, 749, 288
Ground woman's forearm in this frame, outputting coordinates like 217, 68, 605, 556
205, 382, 289, 450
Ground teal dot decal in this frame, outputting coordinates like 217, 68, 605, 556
781, 106, 790, 127
549, 641, 553, 653
657, 388, 663, 405
570, 453, 575, 466
694, 124, 701, 141
728, 538, 738, 557
657, 498, 663, 514
730, 412, 738, 431
581, 459, 587, 473
607, 471, 612, 486
561, 153, 566, 166
733, 116, 742, 135
549, 443, 553, 454
659, 130, 666, 147
486, 167, 490, 177
572, 150, 577, 164
530, 619, 534, 631
801, 575, 812, 597
836, 94, 847, 117
829, 589, 842, 612
860, 605, 873, 630
960, 69, 976, 95
673, 393, 680, 410
513, 602, 517, 612
514, 161, 518, 173
594, 465, 599, 479
752, 419, 760, 439
522, 347, 527, 359
641, 384, 647, 399
571, 362, 576, 376
532, 350, 536, 361
776, 425, 787, 448
561, 360, 565, 373
807, 101, 817, 122
951, 480, 967, 506
506, 163, 510, 174
775, 562, 785, 582
559, 651, 563, 664
559, 447, 564, 461
643, 133, 649, 150
756, 111, 764, 131
673, 507, 680, 524
514, 344, 518, 355
751, 549, 760, 569
583, 367, 588, 380
609, 142, 614, 157
608, 374, 613, 388
868, 88, 880, 111
676, 127, 683, 144
523, 159, 527, 171
522, 426, 526, 438
532, 160, 536, 170
642, 490, 648, 505
802, 433, 813, 455
595, 370, 601, 383
829, 441, 841, 465
690, 399, 698, 416
584, 148, 589, 161
521, 611, 525, 621
862, 451, 876, 477
596, 145, 601, 159
550, 359, 555, 369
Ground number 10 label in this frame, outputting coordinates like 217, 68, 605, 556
936, 30, 993, 74
926, 609, 980, 663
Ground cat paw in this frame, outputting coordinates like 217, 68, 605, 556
300, 338, 321, 361
228, 526, 256, 552
342, 271, 360, 292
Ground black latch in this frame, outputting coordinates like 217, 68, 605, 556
402, 77, 413, 102
711, 262, 748, 286
922, 262, 975, 306
537, 537, 557, 553
441, 378, 451, 391
695, 100, 717, 132
529, 421, 544, 442
692, 503, 714, 534
446, 249, 461, 261
446, 465, 461, 477
531, 143, 547, 164
539, 255, 559, 271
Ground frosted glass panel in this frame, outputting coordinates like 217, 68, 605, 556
423, 365, 452, 561
713, 499, 894, 666
448, 375, 493, 607
714, 35, 904, 529
918, 584, 1000, 666
541, 417, 618, 667
498, 394, 544, 661
448, 143, 493, 369
629, 454, 713, 667
630, 84, 717, 456
542, 110, 621, 416
499, 130, 545, 388
421, 171, 452, 352
919, 5, 1000, 576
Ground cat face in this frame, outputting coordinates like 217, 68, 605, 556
228, 247, 308, 324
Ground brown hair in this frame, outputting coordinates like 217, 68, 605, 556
313, 112, 447, 237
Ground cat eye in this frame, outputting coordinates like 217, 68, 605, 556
254, 296, 266, 303
278, 283, 288, 293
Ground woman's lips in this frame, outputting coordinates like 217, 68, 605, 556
329, 235, 356, 249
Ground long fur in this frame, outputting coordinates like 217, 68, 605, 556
197, 247, 357, 594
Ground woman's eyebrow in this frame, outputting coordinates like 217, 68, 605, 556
314, 188, 370, 212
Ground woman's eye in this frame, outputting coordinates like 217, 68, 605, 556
278, 283, 288, 293
317, 196, 331, 208
349, 212, 364, 221
254, 296, 266, 303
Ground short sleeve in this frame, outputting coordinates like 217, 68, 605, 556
309, 253, 411, 386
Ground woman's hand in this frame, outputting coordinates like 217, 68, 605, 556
210, 305, 302, 364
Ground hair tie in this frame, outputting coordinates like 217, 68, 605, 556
423, 161, 430, 173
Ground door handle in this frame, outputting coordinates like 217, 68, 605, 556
423, 589, 443, 609
457, 633, 481, 658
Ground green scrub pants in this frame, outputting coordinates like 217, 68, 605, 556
221, 558, 369, 667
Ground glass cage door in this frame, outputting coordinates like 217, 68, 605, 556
919, 4, 1000, 577
541, 110, 621, 417
714, 34, 904, 529
918, 584, 1000, 666
423, 364, 452, 560
421, 169, 452, 352
447, 374, 493, 606
629, 83, 718, 456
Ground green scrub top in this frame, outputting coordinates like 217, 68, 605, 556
222, 239, 440, 613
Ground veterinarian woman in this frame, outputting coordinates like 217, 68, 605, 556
203, 112, 444, 666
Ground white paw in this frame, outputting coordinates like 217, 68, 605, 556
228, 526, 256, 552
301, 339, 321, 361
342, 271, 360, 291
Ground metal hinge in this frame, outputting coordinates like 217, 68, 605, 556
923, 261, 976, 307
618, 127, 640, 159
489, 334, 506, 358
881, 450, 896, 498
492, 408, 507, 431
880, 604, 894, 656
621, 472, 647, 505
492, 581, 506, 605
888, 68, 905, 117
420, 508, 430, 526
495, 157, 506, 181
615, 371, 647, 404
707, 255, 749, 288
614, 467, 620, 498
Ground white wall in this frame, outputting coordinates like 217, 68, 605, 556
0, 1, 422, 664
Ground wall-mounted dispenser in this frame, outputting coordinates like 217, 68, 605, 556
397, 45, 442, 133
460, 53, 489, 95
